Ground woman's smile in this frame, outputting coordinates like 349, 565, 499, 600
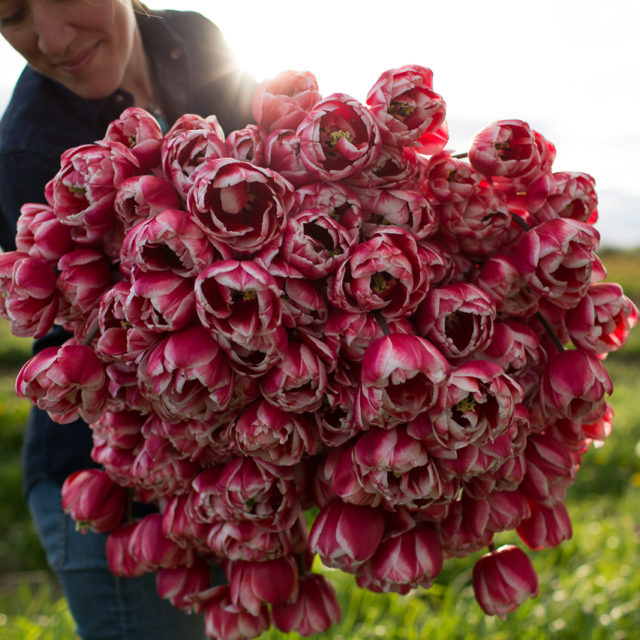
57, 40, 101, 75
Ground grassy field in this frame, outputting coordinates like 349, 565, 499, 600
0, 247, 639, 639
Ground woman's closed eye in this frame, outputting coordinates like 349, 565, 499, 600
0, 4, 28, 28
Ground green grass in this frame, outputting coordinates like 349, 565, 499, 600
1, 248, 639, 639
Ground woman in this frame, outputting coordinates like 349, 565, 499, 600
0, 2, 256, 638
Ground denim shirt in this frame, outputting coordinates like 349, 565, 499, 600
0, 10, 256, 497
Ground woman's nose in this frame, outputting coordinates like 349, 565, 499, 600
32, 6, 75, 58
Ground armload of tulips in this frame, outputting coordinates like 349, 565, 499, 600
1, 64, 637, 638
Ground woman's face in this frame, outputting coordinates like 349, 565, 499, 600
0, 0, 140, 99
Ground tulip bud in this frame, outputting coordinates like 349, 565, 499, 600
360, 524, 443, 592
203, 585, 270, 640
517, 500, 572, 550
156, 557, 212, 613
472, 545, 539, 619
271, 573, 341, 635
61, 469, 127, 533
309, 499, 385, 570
106, 523, 146, 578
228, 556, 299, 616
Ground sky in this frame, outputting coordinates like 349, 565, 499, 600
0, 0, 638, 248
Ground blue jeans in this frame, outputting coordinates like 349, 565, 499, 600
27, 481, 207, 640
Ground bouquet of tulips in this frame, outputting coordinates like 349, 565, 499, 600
1, 64, 637, 638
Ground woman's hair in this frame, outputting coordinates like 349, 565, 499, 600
132, 0, 151, 15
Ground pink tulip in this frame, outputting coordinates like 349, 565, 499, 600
539, 348, 612, 422
15, 202, 75, 261
137, 324, 234, 422
355, 333, 450, 429
124, 272, 196, 333
416, 282, 496, 360
484, 453, 528, 495
130, 434, 200, 499
231, 399, 315, 466
96, 281, 158, 363
472, 545, 539, 618
323, 444, 381, 508
582, 403, 613, 445
526, 171, 598, 225
162, 495, 211, 554
61, 469, 127, 533
323, 309, 413, 363
156, 557, 212, 613
16, 343, 107, 423
297, 92, 381, 182
438, 497, 493, 558
314, 362, 361, 448
259, 337, 330, 413
161, 127, 227, 200
517, 500, 572, 550
50, 140, 139, 246
197, 375, 261, 443
483, 490, 532, 533
226, 124, 265, 165
55, 249, 112, 330
191, 458, 301, 532
366, 64, 448, 153
165, 113, 226, 138
469, 120, 540, 178
120, 208, 215, 278
490, 129, 556, 200
187, 157, 295, 255
280, 208, 355, 279
106, 522, 146, 577
114, 174, 182, 232
0, 251, 58, 338
228, 556, 299, 616
309, 499, 385, 570
479, 321, 542, 376
216, 326, 288, 378
272, 261, 328, 334
103, 361, 155, 415
195, 259, 282, 342
143, 414, 212, 461
103, 106, 163, 173
128, 513, 192, 572
516, 217, 604, 310
90, 438, 138, 494
520, 430, 582, 505
347, 144, 426, 191
359, 187, 438, 241
474, 254, 540, 318
424, 151, 483, 204
566, 282, 638, 354
252, 69, 322, 132
436, 185, 516, 258
263, 129, 316, 187
352, 425, 457, 510
329, 226, 428, 319
271, 573, 341, 635
203, 585, 270, 640
357, 524, 443, 592
207, 516, 307, 563
293, 180, 363, 239
91, 408, 145, 450
428, 360, 524, 451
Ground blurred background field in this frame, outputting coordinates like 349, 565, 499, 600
0, 247, 638, 639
